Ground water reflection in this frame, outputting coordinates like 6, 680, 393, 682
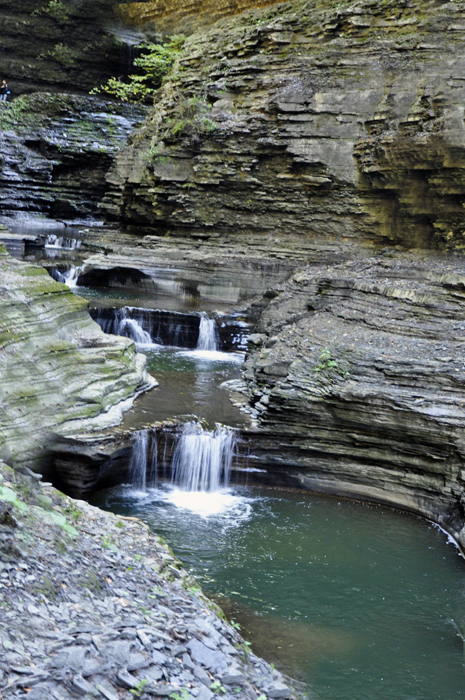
120, 347, 247, 430
91, 485, 465, 700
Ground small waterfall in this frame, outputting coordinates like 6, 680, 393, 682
129, 430, 148, 491
197, 313, 218, 351
171, 422, 236, 492
116, 308, 152, 344
93, 308, 153, 344
119, 318, 152, 345
149, 433, 158, 486
45, 234, 82, 250
50, 265, 84, 288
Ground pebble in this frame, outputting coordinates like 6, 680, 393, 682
0, 461, 303, 700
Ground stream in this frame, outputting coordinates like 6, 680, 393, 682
8, 221, 465, 700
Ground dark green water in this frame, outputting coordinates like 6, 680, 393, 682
92, 484, 465, 700
120, 347, 248, 430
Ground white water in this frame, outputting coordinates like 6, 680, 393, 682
197, 313, 218, 352
113, 308, 157, 347
45, 234, 82, 250
179, 349, 243, 363
53, 264, 85, 288
171, 422, 236, 492
128, 429, 148, 492
160, 486, 252, 519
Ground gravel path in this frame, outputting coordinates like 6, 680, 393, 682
0, 461, 302, 700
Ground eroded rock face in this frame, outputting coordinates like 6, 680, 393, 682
0, 94, 147, 220
116, 0, 290, 34
0, 0, 124, 95
0, 247, 153, 467
104, 0, 465, 254
241, 252, 465, 540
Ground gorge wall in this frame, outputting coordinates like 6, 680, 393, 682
0, 247, 152, 467
0, 0, 125, 95
0, 94, 147, 220
104, 0, 465, 255
238, 253, 465, 548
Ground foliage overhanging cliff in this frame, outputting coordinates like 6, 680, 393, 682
103, 0, 465, 254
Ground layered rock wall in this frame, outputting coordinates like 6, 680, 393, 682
0, 247, 152, 466
115, 0, 289, 34
241, 253, 465, 545
0, 0, 124, 95
0, 94, 147, 220
104, 0, 465, 254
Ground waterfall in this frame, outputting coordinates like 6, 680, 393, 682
171, 422, 236, 492
197, 313, 218, 352
45, 234, 82, 250
94, 307, 153, 344
149, 433, 158, 486
119, 318, 152, 345
116, 308, 152, 345
50, 265, 84, 288
129, 430, 148, 491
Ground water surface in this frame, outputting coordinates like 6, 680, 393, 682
92, 484, 465, 700
120, 346, 248, 430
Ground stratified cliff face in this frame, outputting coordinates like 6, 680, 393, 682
104, 0, 465, 254
0, 0, 283, 96
0, 247, 152, 467
115, 0, 289, 35
0, 94, 147, 220
239, 252, 465, 546
0, 0, 124, 95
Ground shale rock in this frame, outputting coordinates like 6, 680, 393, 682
0, 94, 147, 221
241, 252, 465, 548
0, 248, 154, 467
104, 0, 465, 255
0, 459, 301, 700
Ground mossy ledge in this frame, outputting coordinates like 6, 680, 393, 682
0, 249, 154, 468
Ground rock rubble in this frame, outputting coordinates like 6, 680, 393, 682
0, 460, 302, 700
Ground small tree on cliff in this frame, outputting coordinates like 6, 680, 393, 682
91, 35, 185, 102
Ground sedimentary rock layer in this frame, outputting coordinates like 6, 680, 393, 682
0, 248, 152, 466
0, 0, 124, 95
0, 94, 147, 220
240, 252, 465, 548
104, 0, 465, 254
115, 0, 288, 34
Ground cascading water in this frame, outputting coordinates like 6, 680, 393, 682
128, 429, 148, 491
51, 265, 85, 288
119, 318, 153, 345
171, 422, 236, 492
94, 307, 154, 345
196, 313, 218, 352
45, 234, 82, 250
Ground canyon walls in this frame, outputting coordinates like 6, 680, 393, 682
239, 253, 465, 546
104, 0, 465, 255
0, 93, 147, 220
0, 0, 125, 95
0, 247, 152, 467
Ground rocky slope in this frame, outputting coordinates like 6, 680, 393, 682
237, 251, 465, 550
0, 246, 153, 467
0, 460, 301, 700
0, 94, 147, 221
104, 0, 465, 255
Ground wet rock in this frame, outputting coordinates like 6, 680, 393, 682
241, 255, 465, 546
0, 250, 152, 469
0, 460, 301, 700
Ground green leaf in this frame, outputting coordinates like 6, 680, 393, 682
0, 486, 29, 513
46, 511, 78, 537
